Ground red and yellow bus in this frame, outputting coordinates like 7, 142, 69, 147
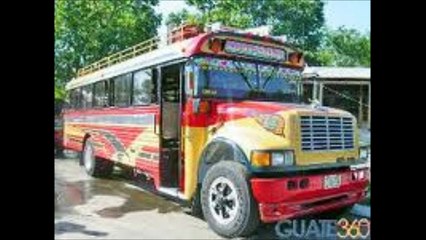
63, 24, 369, 238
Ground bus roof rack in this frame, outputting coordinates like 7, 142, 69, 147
76, 22, 288, 78
205, 22, 286, 43
77, 23, 204, 78
77, 37, 160, 77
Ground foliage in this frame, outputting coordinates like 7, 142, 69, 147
165, 9, 203, 28
321, 27, 370, 67
54, 0, 162, 100
55, 0, 370, 100
166, 1, 370, 67
167, 0, 325, 52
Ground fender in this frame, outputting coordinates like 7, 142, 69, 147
197, 137, 251, 184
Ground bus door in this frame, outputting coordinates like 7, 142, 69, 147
158, 63, 184, 192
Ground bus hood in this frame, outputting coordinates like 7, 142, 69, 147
214, 101, 353, 120
210, 100, 359, 166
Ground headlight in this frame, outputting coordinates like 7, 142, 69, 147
251, 150, 295, 167
283, 151, 294, 166
271, 152, 284, 165
255, 114, 285, 136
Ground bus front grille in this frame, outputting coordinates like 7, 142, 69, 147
300, 116, 354, 151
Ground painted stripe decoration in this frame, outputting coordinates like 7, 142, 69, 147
65, 114, 155, 125
138, 151, 159, 161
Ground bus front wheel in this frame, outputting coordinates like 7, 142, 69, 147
201, 161, 259, 238
82, 139, 114, 177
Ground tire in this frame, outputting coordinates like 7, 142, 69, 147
82, 139, 114, 177
201, 161, 259, 238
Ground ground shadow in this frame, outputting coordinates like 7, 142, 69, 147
55, 156, 182, 220
55, 221, 108, 237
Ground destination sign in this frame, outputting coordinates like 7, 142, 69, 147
224, 40, 286, 62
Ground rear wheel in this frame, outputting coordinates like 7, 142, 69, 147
82, 139, 114, 177
201, 161, 259, 238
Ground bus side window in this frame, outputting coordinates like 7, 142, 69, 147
104, 80, 110, 107
113, 73, 132, 107
109, 79, 114, 107
82, 85, 93, 109
75, 87, 82, 109
133, 69, 155, 105
69, 89, 74, 109
93, 80, 109, 108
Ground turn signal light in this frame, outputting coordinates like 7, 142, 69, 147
251, 152, 271, 167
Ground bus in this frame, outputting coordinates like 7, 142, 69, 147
63, 24, 369, 238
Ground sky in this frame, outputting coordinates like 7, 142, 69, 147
154, 0, 371, 34
324, 0, 370, 33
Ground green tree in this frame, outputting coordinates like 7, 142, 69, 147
165, 9, 203, 28
166, 9, 191, 27
313, 27, 370, 66
167, 0, 325, 57
54, 0, 161, 99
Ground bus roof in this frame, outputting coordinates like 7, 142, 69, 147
66, 28, 302, 91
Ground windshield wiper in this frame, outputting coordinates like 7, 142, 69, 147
232, 61, 254, 90
261, 65, 279, 89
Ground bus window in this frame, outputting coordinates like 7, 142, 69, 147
161, 65, 180, 103
109, 79, 114, 106
93, 81, 109, 107
161, 64, 181, 140
69, 89, 75, 108
82, 85, 93, 109
133, 69, 155, 105
70, 88, 82, 109
113, 73, 131, 106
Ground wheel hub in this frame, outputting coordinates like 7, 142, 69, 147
208, 176, 239, 225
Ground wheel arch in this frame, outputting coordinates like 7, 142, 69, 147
197, 137, 251, 185
79, 133, 91, 165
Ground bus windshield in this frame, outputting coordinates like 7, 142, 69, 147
192, 57, 302, 102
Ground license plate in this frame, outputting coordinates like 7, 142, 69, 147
323, 174, 341, 189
